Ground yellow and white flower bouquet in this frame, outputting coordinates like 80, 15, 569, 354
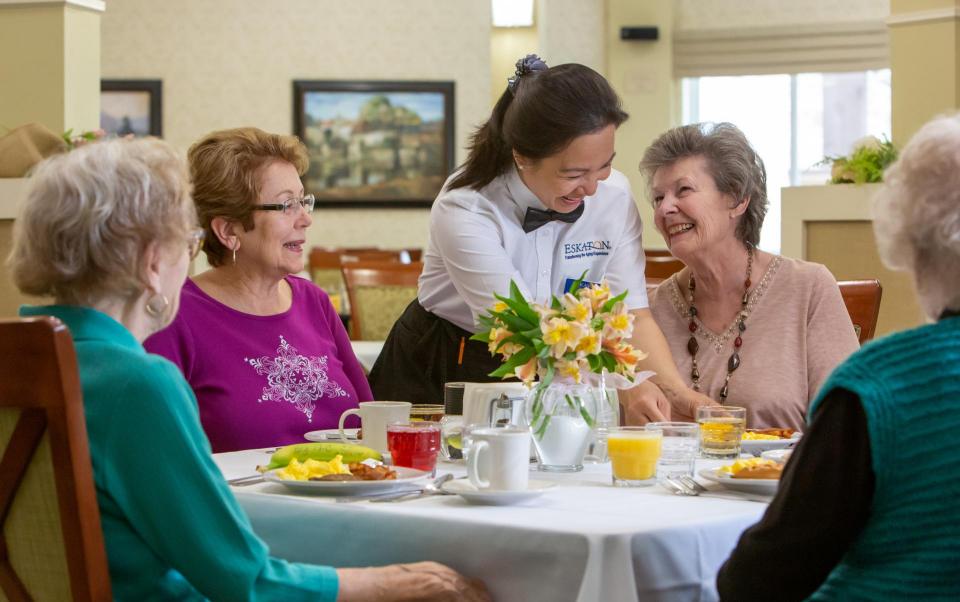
471, 276, 652, 452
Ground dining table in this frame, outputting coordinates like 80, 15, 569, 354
215, 449, 769, 602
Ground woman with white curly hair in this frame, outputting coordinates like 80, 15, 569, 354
718, 115, 960, 601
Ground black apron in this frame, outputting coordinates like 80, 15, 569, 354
368, 300, 504, 404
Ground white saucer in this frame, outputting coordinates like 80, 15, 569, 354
441, 479, 554, 505
304, 428, 358, 442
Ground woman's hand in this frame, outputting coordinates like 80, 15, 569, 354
337, 562, 491, 602
671, 388, 718, 422
620, 380, 671, 424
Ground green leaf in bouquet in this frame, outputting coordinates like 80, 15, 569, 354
600, 290, 629, 313
470, 329, 492, 343
587, 354, 602, 372
590, 316, 604, 331
488, 346, 535, 378
496, 333, 532, 353
600, 351, 617, 373
494, 291, 538, 325
551, 296, 562, 311
521, 326, 542, 339
566, 270, 588, 294
490, 310, 535, 332
476, 313, 496, 329
537, 343, 552, 359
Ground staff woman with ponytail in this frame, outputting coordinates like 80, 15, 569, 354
370, 55, 712, 422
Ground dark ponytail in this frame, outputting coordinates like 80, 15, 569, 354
449, 57, 629, 191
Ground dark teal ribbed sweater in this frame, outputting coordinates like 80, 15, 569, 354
806, 316, 960, 601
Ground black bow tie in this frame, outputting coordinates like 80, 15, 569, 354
521, 203, 585, 233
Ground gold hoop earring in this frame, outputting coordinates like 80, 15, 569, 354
232, 245, 238, 264
145, 293, 169, 317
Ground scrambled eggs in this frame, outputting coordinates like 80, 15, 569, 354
742, 432, 780, 441
276, 455, 351, 481
719, 457, 779, 475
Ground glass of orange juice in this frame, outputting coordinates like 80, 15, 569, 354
607, 427, 662, 487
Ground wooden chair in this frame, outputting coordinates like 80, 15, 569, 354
645, 254, 685, 281
838, 279, 883, 344
0, 317, 111, 601
341, 261, 423, 340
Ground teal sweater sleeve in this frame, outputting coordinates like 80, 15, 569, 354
98, 353, 338, 601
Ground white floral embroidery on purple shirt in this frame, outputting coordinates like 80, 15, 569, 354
245, 335, 348, 422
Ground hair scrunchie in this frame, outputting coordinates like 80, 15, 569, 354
507, 54, 548, 92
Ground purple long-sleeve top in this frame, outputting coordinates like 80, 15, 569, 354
145, 276, 370, 452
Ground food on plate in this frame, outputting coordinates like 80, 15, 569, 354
719, 458, 784, 480
257, 441, 382, 472
276, 456, 399, 482
276, 456, 351, 481
315, 463, 397, 482
743, 428, 797, 440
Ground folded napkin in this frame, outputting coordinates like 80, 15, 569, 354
0, 123, 67, 177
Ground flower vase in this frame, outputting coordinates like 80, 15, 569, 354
525, 381, 602, 472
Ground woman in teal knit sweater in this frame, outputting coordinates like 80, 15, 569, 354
718, 115, 960, 600
7, 138, 488, 602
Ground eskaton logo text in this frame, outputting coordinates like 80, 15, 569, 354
564, 240, 612, 260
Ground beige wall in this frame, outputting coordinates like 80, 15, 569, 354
491, 26, 538, 107
100, 0, 492, 252
606, 0, 677, 250
806, 221, 922, 335
0, 3, 101, 134
889, 0, 960, 144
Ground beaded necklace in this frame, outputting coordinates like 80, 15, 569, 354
686, 246, 754, 403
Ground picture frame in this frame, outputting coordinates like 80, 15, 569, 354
294, 80, 455, 208
100, 79, 163, 138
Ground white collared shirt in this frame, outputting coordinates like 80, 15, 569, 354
419, 166, 648, 332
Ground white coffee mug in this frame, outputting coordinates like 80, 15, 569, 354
467, 426, 531, 491
338, 401, 411, 453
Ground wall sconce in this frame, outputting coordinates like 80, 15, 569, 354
492, 0, 534, 28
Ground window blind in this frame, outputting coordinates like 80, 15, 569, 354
674, 21, 888, 77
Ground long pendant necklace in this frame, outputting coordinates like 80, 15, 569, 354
686, 247, 754, 403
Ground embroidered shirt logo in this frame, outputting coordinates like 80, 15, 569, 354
245, 335, 348, 422
563, 240, 612, 260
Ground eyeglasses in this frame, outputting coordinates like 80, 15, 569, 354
187, 228, 205, 260
254, 194, 316, 215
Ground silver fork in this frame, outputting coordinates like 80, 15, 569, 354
665, 475, 771, 503
369, 473, 455, 503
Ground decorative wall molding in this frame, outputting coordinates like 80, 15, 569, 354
0, 0, 105, 12
887, 7, 960, 27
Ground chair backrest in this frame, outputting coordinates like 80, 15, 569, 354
0, 317, 111, 601
838, 279, 883, 344
341, 261, 423, 340
645, 254, 685, 281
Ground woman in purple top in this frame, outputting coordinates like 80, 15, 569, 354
145, 127, 371, 452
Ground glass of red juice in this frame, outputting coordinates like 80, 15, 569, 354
386, 421, 441, 473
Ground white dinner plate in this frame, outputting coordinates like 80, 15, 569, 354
263, 466, 429, 495
441, 478, 555, 506
698, 467, 779, 496
740, 433, 801, 456
761, 448, 793, 464
304, 428, 358, 442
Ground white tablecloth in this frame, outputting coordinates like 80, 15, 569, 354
216, 450, 767, 602
350, 340, 384, 372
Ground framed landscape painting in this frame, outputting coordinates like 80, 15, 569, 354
100, 80, 162, 137
294, 80, 455, 208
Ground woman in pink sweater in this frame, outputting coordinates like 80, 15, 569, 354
638, 123, 859, 429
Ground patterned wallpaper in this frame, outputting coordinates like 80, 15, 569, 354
537, 0, 606, 72
676, 0, 889, 30
100, 0, 491, 249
